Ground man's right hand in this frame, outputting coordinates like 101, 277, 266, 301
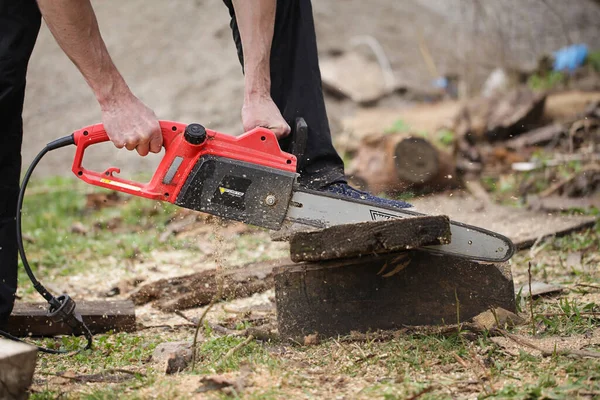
101, 94, 163, 157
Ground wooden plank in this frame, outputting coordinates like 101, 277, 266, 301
130, 258, 287, 312
5, 300, 135, 337
275, 251, 515, 341
0, 339, 37, 400
289, 216, 451, 263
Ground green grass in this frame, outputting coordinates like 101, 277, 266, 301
527, 71, 566, 91
587, 50, 600, 72
35, 332, 161, 371
193, 334, 279, 374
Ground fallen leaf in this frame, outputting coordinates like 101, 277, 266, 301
94, 216, 123, 231
197, 375, 236, 393
472, 307, 525, 330
304, 333, 319, 346
566, 252, 583, 270
70, 221, 89, 235
86, 192, 123, 210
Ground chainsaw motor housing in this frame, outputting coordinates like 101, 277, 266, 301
175, 155, 296, 229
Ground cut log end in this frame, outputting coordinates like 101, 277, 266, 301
394, 137, 440, 183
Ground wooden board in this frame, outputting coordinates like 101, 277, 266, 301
275, 251, 515, 341
5, 300, 135, 337
130, 258, 286, 312
0, 339, 37, 400
289, 216, 451, 262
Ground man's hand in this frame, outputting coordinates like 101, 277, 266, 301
242, 95, 290, 139
231, 0, 290, 139
101, 94, 162, 156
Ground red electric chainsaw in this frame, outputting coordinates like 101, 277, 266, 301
70, 119, 515, 262
3, 118, 514, 353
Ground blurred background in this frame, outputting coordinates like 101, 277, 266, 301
23, 0, 600, 209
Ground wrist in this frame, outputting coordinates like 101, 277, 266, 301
95, 74, 134, 111
243, 69, 271, 102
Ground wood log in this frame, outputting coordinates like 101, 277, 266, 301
275, 251, 515, 341
347, 133, 458, 194
453, 88, 547, 142
504, 123, 565, 150
130, 259, 286, 312
289, 215, 451, 262
5, 300, 136, 337
0, 339, 37, 400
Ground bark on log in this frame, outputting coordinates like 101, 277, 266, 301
130, 259, 286, 312
0, 339, 37, 400
275, 251, 515, 341
5, 300, 136, 337
289, 215, 451, 262
348, 133, 458, 194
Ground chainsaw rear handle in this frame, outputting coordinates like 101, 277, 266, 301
72, 120, 186, 199
71, 120, 297, 202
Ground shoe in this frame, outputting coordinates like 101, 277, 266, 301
322, 182, 413, 209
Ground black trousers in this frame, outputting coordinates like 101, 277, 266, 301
222, 0, 345, 188
0, 0, 344, 324
0, 0, 41, 324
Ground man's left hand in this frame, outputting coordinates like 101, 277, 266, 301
241, 95, 290, 139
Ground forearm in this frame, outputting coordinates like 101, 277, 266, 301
231, 0, 276, 100
36, 0, 131, 109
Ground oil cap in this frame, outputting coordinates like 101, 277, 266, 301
184, 123, 207, 145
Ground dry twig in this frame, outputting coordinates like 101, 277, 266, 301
406, 386, 435, 400
218, 335, 255, 367
497, 329, 600, 359
528, 261, 536, 336
576, 283, 600, 290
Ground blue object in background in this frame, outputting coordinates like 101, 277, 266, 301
553, 44, 589, 72
432, 76, 448, 89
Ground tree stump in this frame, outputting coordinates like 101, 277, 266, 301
275, 251, 515, 341
0, 339, 37, 400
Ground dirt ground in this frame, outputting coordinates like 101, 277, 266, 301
22, 0, 600, 177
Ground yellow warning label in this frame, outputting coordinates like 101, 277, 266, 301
218, 187, 244, 197
100, 178, 142, 192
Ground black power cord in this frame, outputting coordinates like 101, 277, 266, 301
0, 135, 93, 354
